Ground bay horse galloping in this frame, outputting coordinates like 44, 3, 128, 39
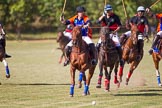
151, 39, 162, 87
118, 24, 144, 85
69, 26, 96, 97
96, 27, 119, 91
56, 31, 71, 64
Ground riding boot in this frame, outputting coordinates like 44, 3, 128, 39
89, 43, 97, 65
116, 46, 124, 66
64, 46, 72, 66
120, 34, 127, 45
96, 43, 101, 53
149, 35, 160, 55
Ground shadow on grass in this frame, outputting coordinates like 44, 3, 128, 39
114, 93, 162, 96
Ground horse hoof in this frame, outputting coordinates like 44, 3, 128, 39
125, 78, 129, 85
69, 94, 73, 97
78, 83, 82, 88
87, 90, 90, 95
104, 89, 110, 92
82, 93, 87, 96
114, 80, 119, 84
6, 74, 10, 78
96, 84, 101, 88
119, 77, 122, 82
158, 84, 162, 87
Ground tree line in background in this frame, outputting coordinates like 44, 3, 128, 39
0, 0, 161, 36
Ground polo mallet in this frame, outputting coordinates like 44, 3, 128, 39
149, 0, 161, 8
122, 0, 130, 29
61, 0, 67, 18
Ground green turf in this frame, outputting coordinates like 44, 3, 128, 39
0, 39, 161, 108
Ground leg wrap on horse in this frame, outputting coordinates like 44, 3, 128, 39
89, 43, 97, 65
116, 46, 124, 66
64, 46, 72, 66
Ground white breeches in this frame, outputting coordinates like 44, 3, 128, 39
157, 31, 162, 38
63, 31, 72, 39
67, 36, 93, 47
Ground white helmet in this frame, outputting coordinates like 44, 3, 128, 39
137, 6, 145, 12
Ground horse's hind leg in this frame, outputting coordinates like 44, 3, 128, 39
78, 72, 85, 88
2, 59, 10, 78
153, 57, 161, 87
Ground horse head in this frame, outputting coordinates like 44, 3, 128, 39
130, 24, 141, 45
72, 26, 82, 46
100, 26, 115, 50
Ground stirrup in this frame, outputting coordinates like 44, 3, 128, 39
63, 60, 70, 66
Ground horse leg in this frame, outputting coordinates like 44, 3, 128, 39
126, 61, 139, 85
83, 67, 95, 96
69, 67, 76, 97
78, 72, 84, 88
104, 66, 110, 91
114, 62, 120, 88
59, 53, 64, 64
96, 62, 103, 88
153, 57, 161, 87
118, 61, 125, 83
2, 59, 10, 78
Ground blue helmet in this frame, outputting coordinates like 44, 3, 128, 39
104, 4, 112, 11
76, 6, 86, 12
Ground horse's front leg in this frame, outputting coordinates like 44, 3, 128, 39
83, 66, 95, 96
69, 66, 76, 97
126, 61, 140, 85
114, 61, 120, 88
2, 59, 10, 78
104, 66, 110, 91
96, 61, 103, 88
118, 61, 125, 83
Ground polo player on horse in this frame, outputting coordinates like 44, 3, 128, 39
120, 6, 149, 56
146, 8, 162, 55
96, 4, 124, 67
60, 6, 97, 66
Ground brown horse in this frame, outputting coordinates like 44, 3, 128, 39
0, 41, 10, 84
118, 24, 144, 85
69, 26, 96, 97
56, 32, 71, 64
151, 39, 162, 87
96, 27, 119, 91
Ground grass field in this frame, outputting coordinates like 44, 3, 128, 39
0, 38, 161, 108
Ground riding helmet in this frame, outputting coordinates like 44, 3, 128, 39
104, 4, 113, 11
76, 6, 86, 12
137, 6, 145, 12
